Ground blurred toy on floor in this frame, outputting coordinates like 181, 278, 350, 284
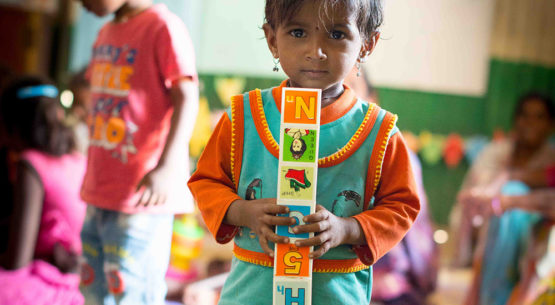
165, 211, 232, 303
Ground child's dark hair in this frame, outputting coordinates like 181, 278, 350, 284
265, 0, 383, 40
0, 76, 75, 156
513, 92, 554, 122
290, 138, 307, 159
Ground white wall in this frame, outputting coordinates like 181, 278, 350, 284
68, 0, 496, 95
365, 0, 496, 96
196, 0, 285, 78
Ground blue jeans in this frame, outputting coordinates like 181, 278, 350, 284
80, 206, 174, 305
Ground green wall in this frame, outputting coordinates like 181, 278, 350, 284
377, 88, 485, 135
374, 88, 482, 224
485, 58, 555, 134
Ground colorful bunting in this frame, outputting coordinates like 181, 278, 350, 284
401, 130, 500, 168
420, 133, 444, 166
443, 134, 465, 168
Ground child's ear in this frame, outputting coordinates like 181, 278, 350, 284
358, 32, 380, 63
263, 23, 279, 58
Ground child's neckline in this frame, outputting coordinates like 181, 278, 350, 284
271, 80, 358, 125
110, 3, 157, 25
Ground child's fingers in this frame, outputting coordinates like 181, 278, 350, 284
260, 214, 296, 227
292, 220, 330, 235
147, 191, 159, 207
309, 241, 332, 259
151, 191, 167, 206
156, 193, 167, 206
294, 232, 330, 248
258, 234, 274, 257
263, 204, 290, 215
260, 225, 289, 244
302, 205, 329, 223
136, 188, 152, 207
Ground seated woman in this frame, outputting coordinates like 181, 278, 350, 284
451, 93, 554, 305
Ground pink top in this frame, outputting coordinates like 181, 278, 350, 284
81, 4, 197, 214
21, 150, 87, 258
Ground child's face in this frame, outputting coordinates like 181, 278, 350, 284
264, 1, 372, 91
292, 139, 303, 152
79, 0, 128, 17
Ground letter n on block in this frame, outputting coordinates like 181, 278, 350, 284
275, 244, 310, 277
283, 88, 320, 125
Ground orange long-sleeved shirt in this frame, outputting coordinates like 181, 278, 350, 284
188, 94, 420, 265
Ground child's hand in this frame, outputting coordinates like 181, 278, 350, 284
292, 204, 360, 259
228, 199, 295, 257
135, 165, 174, 207
52, 243, 79, 274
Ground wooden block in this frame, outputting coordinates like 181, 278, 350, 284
276, 204, 311, 240
282, 128, 318, 163
275, 243, 311, 277
278, 166, 316, 201
273, 277, 311, 305
282, 88, 320, 125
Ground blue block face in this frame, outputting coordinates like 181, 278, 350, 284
276, 205, 311, 239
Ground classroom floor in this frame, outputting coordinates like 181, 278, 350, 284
427, 267, 472, 305
427, 230, 473, 305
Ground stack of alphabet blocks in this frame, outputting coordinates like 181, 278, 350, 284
273, 88, 321, 305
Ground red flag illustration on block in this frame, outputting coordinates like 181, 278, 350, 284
285, 169, 311, 191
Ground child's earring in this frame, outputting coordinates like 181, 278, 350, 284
273, 58, 280, 72
356, 53, 368, 77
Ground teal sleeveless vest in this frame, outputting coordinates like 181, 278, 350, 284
227, 87, 398, 264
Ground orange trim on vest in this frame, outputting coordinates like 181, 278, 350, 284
230, 94, 245, 189
233, 243, 370, 273
363, 111, 398, 210
318, 103, 379, 168
249, 89, 281, 159
249, 89, 378, 167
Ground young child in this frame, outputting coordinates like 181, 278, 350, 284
0, 76, 87, 305
188, 1, 420, 304
77, 0, 199, 303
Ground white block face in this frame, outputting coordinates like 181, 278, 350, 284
273, 278, 311, 305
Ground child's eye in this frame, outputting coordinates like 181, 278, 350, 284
289, 29, 305, 38
329, 30, 345, 40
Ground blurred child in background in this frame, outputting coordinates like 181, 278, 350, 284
0, 76, 87, 305
77, 0, 199, 304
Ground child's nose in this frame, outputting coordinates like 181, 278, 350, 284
305, 37, 327, 61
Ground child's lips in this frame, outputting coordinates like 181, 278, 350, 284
301, 70, 328, 78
